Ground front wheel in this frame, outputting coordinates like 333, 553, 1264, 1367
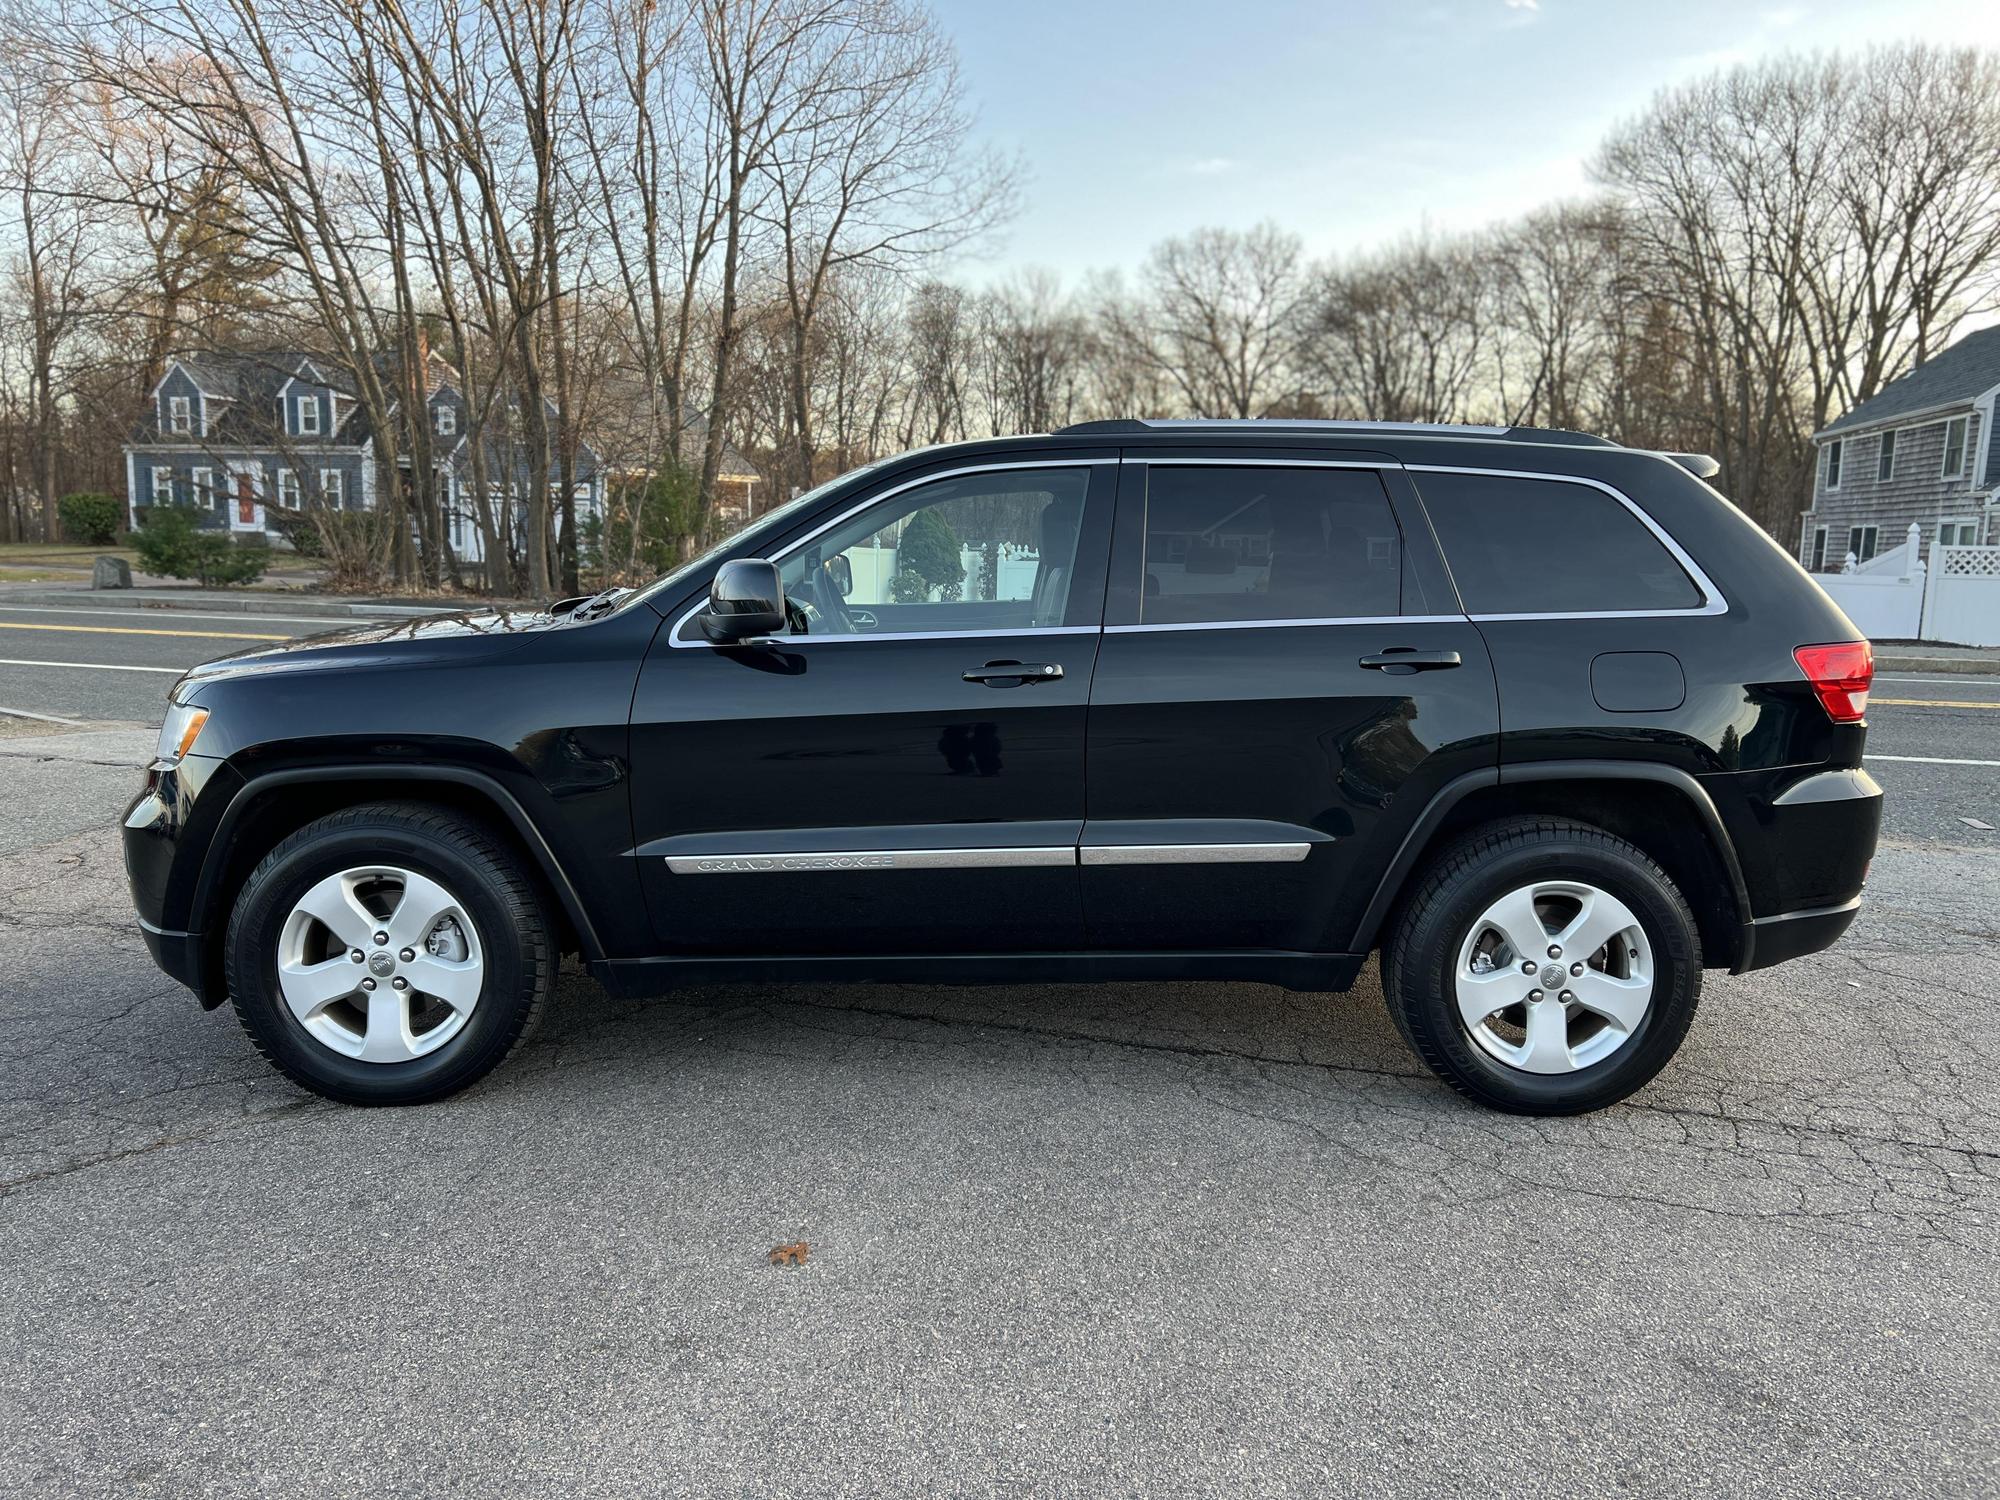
1384, 818, 1702, 1115
223, 803, 554, 1105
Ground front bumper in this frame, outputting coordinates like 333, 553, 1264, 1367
137, 915, 209, 995
124, 753, 233, 1007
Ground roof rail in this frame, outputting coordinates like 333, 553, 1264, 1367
1050, 418, 1722, 477
1053, 417, 1618, 447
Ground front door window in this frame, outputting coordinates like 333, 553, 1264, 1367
776, 467, 1091, 637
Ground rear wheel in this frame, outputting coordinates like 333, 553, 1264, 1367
224, 803, 553, 1105
1385, 818, 1701, 1114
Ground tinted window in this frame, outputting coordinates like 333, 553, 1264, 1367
1417, 472, 1703, 615
775, 467, 1090, 633
1140, 466, 1403, 624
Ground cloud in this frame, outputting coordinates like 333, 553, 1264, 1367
1185, 157, 1235, 176
1504, 0, 1539, 9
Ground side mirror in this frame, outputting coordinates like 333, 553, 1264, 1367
699, 558, 786, 643
825, 553, 853, 598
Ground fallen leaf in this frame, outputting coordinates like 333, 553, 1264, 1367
768, 1241, 809, 1266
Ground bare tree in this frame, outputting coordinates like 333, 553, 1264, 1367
1104, 223, 1308, 418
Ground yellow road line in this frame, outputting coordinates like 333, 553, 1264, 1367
1873, 696, 2000, 710
0, 620, 288, 642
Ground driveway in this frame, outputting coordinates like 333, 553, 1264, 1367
0, 616, 1995, 1497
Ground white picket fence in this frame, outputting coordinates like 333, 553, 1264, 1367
1812, 521, 2000, 646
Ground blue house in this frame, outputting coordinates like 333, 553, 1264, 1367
124, 350, 604, 566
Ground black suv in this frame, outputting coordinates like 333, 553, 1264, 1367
125, 421, 1882, 1114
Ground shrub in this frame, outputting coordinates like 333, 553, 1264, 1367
582, 463, 701, 586
133, 505, 269, 587
888, 567, 930, 603
58, 492, 123, 546
898, 506, 962, 601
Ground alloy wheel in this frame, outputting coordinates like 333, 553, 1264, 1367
1454, 879, 1654, 1075
275, 865, 484, 1063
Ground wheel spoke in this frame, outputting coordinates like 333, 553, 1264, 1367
1481, 886, 1550, 965
293, 874, 378, 953
1455, 967, 1523, 1029
384, 872, 460, 952
1518, 997, 1574, 1073
276, 956, 358, 1022
1570, 968, 1651, 1032
358, 987, 416, 1063
1556, 888, 1642, 964
405, 955, 482, 1013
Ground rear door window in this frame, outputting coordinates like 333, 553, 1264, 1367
1139, 465, 1406, 624
1414, 471, 1705, 615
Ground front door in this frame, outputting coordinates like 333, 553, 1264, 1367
228, 462, 265, 532
628, 457, 1116, 956
1081, 453, 1499, 954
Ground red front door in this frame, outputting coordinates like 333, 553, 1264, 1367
237, 475, 256, 525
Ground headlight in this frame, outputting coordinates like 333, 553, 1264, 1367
155, 703, 211, 765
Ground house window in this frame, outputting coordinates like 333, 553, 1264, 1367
1847, 525, 1878, 564
168, 395, 192, 435
1937, 517, 1980, 549
436, 404, 456, 436
1877, 430, 1896, 482
297, 394, 321, 437
320, 469, 345, 508
1823, 440, 1843, 490
277, 469, 300, 507
1941, 416, 1968, 478
151, 466, 174, 504
1809, 526, 1828, 572
191, 467, 213, 508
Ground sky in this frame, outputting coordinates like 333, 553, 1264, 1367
931, 0, 1994, 284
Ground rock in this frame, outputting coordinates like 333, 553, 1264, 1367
91, 555, 133, 590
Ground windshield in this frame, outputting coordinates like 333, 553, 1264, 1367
622, 455, 903, 615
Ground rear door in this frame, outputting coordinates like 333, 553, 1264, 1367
1081, 450, 1499, 954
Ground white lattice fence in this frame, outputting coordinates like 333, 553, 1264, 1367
1921, 546, 2000, 646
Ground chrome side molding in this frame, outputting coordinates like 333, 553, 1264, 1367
667, 842, 1313, 873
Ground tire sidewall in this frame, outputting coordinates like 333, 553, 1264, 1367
226, 820, 534, 1105
1403, 839, 1700, 1113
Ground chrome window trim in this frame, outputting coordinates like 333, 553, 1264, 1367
1405, 463, 1729, 619
662, 455, 1727, 648
1105, 615, 1462, 635
668, 458, 1107, 649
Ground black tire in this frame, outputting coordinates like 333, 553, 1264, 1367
1383, 817, 1701, 1115
223, 802, 553, 1106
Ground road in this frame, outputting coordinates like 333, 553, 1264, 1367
1, 599, 1996, 1497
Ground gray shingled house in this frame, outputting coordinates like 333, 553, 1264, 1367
124, 350, 603, 566
1800, 325, 2000, 572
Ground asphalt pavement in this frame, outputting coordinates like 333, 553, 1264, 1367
1, 596, 1997, 1497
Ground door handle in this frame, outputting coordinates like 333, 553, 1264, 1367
1358, 649, 1462, 675
963, 661, 1064, 687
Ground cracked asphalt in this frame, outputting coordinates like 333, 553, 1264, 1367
2, 717, 1998, 1496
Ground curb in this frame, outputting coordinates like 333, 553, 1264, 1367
1875, 654, 2000, 677
7, 589, 460, 621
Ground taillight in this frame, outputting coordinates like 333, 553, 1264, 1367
1794, 641, 1873, 723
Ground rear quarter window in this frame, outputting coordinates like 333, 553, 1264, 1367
1415, 471, 1705, 615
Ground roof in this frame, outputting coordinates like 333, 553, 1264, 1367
135, 351, 370, 448
1818, 325, 2000, 438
